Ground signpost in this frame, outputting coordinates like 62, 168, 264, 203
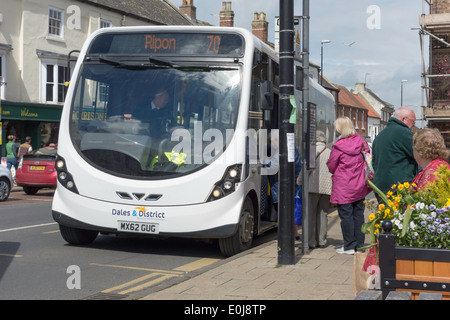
277, 0, 295, 265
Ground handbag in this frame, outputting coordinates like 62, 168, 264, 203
361, 143, 374, 183
294, 187, 302, 226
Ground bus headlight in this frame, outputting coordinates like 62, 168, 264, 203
207, 164, 242, 202
55, 155, 79, 194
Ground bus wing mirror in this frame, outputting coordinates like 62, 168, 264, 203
260, 80, 273, 110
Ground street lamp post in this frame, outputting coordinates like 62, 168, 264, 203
320, 40, 331, 86
400, 79, 408, 107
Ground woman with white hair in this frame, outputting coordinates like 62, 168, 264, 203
327, 117, 371, 254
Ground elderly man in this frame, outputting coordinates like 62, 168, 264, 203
372, 106, 419, 194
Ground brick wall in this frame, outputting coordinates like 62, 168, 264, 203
429, 0, 450, 109
432, 0, 450, 14
252, 12, 268, 43
220, 1, 234, 27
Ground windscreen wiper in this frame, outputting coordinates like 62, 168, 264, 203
98, 55, 168, 69
149, 56, 237, 71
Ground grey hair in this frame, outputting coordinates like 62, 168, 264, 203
316, 130, 327, 143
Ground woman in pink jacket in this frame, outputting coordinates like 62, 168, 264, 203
327, 117, 371, 255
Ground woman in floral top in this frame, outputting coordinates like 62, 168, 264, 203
412, 128, 450, 190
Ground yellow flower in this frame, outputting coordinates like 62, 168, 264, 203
369, 214, 375, 221
387, 191, 393, 198
379, 204, 385, 211
404, 182, 410, 189
398, 184, 404, 191
391, 184, 397, 189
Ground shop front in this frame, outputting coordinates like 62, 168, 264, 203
1, 100, 62, 156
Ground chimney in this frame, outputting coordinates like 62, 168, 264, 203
220, 2, 234, 27
252, 12, 268, 43
180, 0, 196, 20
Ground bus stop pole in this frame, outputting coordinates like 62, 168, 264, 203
301, 0, 310, 255
277, 0, 295, 265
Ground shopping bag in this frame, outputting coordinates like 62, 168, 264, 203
294, 187, 302, 226
353, 251, 370, 295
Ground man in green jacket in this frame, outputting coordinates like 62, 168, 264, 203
372, 106, 419, 194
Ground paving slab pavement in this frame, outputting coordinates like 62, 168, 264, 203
141, 201, 375, 301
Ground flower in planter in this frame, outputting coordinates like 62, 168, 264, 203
363, 165, 450, 249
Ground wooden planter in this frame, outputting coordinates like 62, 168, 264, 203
379, 221, 450, 300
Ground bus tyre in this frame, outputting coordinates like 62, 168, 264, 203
219, 198, 254, 257
59, 224, 98, 245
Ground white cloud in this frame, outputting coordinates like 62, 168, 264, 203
169, 0, 427, 110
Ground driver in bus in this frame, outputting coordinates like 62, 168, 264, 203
135, 88, 172, 138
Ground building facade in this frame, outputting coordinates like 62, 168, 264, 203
421, 0, 450, 146
352, 82, 394, 131
0, 0, 191, 154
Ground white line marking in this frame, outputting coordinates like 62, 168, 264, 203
0, 222, 57, 233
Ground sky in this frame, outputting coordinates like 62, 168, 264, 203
169, 0, 428, 123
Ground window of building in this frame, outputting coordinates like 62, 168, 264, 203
361, 110, 365, 129
42, 62, 68, 103
48, 7, 64, 38
100, 19, 112, 28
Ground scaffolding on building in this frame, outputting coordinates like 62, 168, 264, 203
415, 0, 450, 142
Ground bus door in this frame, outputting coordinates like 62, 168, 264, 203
249, 50, 277, 228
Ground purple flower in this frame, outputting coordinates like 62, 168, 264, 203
429, 226, 436, 233
421, 221, 427, 227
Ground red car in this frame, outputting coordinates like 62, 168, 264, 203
16, 146, 57, 194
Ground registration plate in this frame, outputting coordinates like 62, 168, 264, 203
30, 165, 45, 171
117, 221, 159, 234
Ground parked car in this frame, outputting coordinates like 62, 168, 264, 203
0, 165, 13, 201
16, 146, 57, 195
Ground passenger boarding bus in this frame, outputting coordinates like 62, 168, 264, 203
52, 26, 335, 256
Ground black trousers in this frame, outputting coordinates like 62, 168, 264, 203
337, 199, 365, 250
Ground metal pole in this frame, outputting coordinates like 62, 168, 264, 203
320, 43, 323, 86
301, 0, 310, 254
278, 0, 295, 265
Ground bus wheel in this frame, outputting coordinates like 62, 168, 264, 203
59, 224, 98, 245
219, 197, 254, 257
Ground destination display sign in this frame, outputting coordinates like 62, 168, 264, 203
88, 32, 245, 56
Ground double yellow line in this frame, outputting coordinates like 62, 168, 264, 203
94, 257, 220, 295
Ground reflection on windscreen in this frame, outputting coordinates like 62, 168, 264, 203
70, 63, 240, 178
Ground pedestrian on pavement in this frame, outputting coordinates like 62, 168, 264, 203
298, 130, 332, 249
411, 128, 450, 190
327, 117, 371, 254
372, 106, 419, 195
6, 135, 18, 180
18, 136, 32, 161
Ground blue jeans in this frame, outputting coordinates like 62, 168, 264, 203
337, 199, 365, 250
7, 158, 18, 173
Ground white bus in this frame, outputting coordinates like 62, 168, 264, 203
52, 26, 335, 256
